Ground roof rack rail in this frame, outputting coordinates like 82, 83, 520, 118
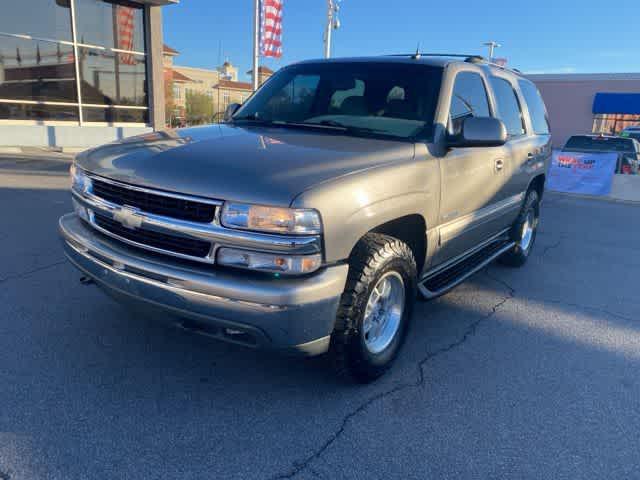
386, 53, 478, 59
384, 52, 522, 75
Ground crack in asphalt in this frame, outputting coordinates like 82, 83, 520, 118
541, 238, 563, 257
268, 270, 516, 480
0, 260, 66, 285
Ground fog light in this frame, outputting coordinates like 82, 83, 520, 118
216, 248, 322, 275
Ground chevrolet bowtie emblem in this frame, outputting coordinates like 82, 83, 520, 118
113, 206, 143, 230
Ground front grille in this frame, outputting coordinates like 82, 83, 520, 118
92, 179, 217, 223
94, 213, 212, 259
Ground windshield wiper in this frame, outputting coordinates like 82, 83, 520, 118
232, 113, 272, 124
312, 120, 391, 136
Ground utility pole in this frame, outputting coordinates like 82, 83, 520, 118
252, 0, 260, 91
323, 0, 341, 58
483, 41, 501, 60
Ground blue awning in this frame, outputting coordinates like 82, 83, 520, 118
593, 93, 640, 115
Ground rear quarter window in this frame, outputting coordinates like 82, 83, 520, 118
518, 80, 550, 135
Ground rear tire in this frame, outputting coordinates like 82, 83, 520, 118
329, 233, 417, 383
499, 189, 540, 267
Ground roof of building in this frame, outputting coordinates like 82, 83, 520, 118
216, 79, 253, 91
169, 69, 194, 83
163, 44, 179, 56
246, 65, 275, 75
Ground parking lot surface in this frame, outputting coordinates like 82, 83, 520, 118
2, 155, 640, 480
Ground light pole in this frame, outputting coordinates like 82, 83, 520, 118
483, 41, 501, 60
252, 0, 260, 91
323, 0, 341, 58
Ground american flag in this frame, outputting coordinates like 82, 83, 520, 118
260, 0, 283, 58
117, 5, 136, 65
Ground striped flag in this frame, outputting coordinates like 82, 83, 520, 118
117, 5, 136, 65
260, 0, 283, 58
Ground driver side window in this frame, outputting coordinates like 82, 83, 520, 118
449, 72, 490, 136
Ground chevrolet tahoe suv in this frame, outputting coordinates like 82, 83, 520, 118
60, 55, 551, 383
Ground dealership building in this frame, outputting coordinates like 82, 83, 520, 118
529, 73, 640, 147
0, 0, 175, 149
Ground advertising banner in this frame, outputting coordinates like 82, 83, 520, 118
547, 151, 618, 196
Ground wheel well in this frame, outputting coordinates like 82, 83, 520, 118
529, 174, 546, 201
369, 215, 427, 273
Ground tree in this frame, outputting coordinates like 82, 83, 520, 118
186, 91, 214, 125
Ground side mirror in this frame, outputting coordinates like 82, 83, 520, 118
223, 103, 241, 122
449, 117, 507, 148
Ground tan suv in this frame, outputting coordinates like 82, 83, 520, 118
60, 54, 551, 382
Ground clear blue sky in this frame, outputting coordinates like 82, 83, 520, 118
163, 0, 640, 81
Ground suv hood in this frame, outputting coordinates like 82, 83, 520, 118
76, 125, 415, 206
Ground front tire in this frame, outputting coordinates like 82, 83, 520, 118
329, 233, 417, 383
499, 189, 540, 267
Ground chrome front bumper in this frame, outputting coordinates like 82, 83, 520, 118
59, 213, 348, 356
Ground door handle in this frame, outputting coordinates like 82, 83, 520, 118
495, 159, 504, 171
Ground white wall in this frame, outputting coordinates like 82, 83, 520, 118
0, 125, 152, 149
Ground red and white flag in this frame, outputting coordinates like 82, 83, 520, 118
260, 0, 283, 58
117, 5, 136, 65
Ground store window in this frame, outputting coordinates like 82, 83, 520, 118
0, 0, 73, 41
593, 114, 640, 136
75, 0, 145, 53
0, 0, 148, 124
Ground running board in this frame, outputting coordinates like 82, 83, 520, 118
418, 240, 515, 299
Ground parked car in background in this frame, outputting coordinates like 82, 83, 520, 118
620, 126, 640, 142
60, 54, 551, 382
563, 134, 640, 175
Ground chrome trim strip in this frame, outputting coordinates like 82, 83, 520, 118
419, 240, 516, 299
88, 210, 216, 264
439, 192, 525, 242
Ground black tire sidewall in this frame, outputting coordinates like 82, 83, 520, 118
513, 190, 540, 259
353, 256, 416, 369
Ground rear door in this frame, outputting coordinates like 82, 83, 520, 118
489, 75, 539, 204
516, 79, 553, 184
434, 69, 513, 265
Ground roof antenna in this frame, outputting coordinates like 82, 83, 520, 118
412, 43, 421, 60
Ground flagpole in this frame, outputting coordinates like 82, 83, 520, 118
252, 0, 260, 91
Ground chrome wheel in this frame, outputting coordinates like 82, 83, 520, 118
362, 271, 405, 355
520, 210, 535, 251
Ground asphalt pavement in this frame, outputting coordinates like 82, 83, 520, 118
1, 154, 640, 479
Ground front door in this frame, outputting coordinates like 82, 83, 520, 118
434, 71, 512, 266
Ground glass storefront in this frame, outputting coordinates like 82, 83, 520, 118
0, 0, 149, 124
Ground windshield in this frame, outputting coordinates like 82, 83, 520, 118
233, 62, 443, 141
564, 136, 635, 153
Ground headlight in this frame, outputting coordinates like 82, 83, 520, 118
217, 248, 322, 275
70, 164, 92, 193
221, 203, 322, 235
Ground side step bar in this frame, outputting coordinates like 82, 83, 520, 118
419, 240, 515, 300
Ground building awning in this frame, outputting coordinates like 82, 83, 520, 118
593, 93, 640, 115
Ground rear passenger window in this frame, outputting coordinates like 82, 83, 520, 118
449, 72, 490, 135
518, 80, 550, 135
490, 77, 525, 137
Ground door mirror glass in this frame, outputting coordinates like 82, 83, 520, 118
449, 117, 507, 148
223, 103, 241, 122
